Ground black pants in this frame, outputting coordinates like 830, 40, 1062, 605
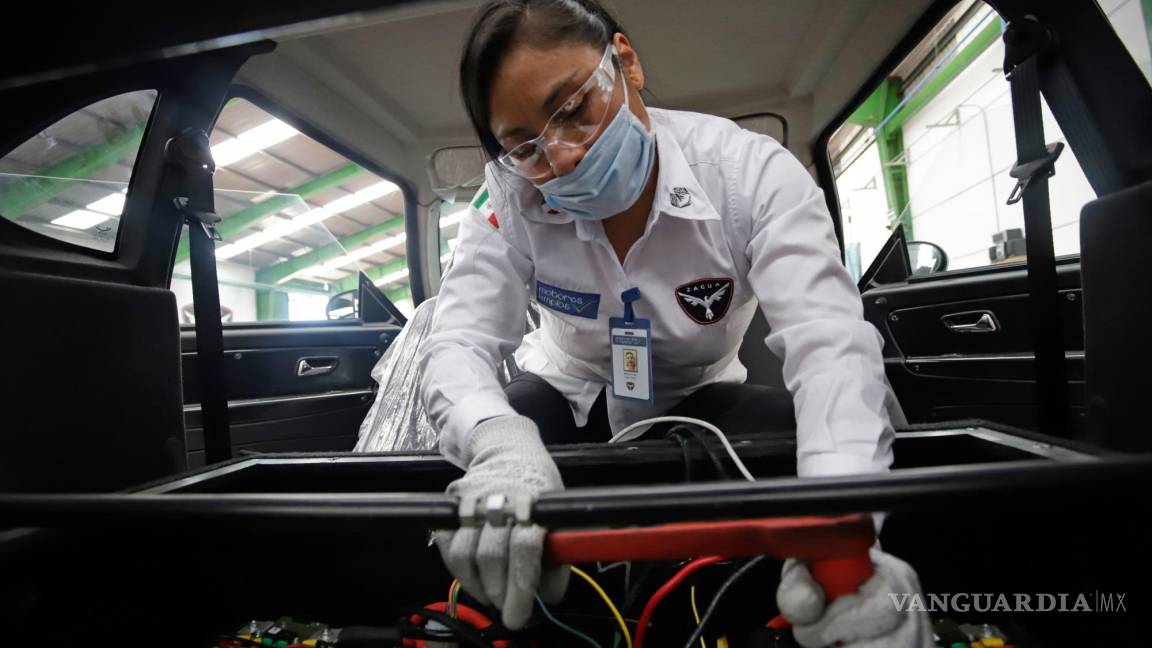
503, 373, 796, 445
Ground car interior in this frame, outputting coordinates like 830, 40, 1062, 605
2, 0, 1151, 645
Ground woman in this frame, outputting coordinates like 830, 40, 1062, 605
418, 1, 930, 644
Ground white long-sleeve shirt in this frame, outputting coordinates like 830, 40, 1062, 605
419, 108, 899, 478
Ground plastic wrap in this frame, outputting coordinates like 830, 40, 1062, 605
354, 296, 440, 452
355, 296, 541, 453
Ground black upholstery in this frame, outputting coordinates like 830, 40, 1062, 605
1080, 179, 1152, 451
0, 269, 186, 492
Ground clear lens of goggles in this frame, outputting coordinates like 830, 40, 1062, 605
497, 45, 623, 180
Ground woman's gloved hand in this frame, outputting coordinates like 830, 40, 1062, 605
777, 546, 934, 648
434, 415, 569, 630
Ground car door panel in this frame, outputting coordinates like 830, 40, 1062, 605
180, 321, 400, 463
184, 389, 372, 467
882, 288, 1083, 356
863, 258, 1085, 435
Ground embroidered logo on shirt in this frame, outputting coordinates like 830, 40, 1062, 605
670, 187, 692, 208
536, 280, 600, 319
675, 278, 734, 325
487, 212, 499, 229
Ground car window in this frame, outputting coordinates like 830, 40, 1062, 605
171, 97, 412, 322
0, 90, 158, 253
828, 1, 1096, 280
437, 200, 469, 274
1097, 0, 1152, 87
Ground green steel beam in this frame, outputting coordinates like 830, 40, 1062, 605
875, 79, 911, 235
174, 162, 366, 264
387, 285, 412, 303
0, 122, 146, 219
848, 78, 911, 235
884, 18, 1002, 133
255, 214, 404, 285
1144, 0, 1152, 68
846, 87, 889, 126
840, 19, 1002, 236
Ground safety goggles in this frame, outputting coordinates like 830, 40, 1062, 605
496, 43, 625, 180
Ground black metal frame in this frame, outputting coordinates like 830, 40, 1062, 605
0, 426, 1116, 530
6, 453, 1150, 530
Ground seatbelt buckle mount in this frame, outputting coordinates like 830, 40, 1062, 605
1006, 141, 1064, 205
174, 196, 223, 241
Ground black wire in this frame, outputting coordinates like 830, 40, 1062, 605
680, 556, 768, 648
664, 428, 694, 482
669, 424, 732, 480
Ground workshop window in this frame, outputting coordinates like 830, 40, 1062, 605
827, 1, 1095, 280
171, 97, 412, 323
0, 90, 158, 253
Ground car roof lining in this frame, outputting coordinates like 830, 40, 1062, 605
234, 0, 938, 202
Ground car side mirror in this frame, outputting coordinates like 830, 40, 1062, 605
907, 241, 948, 275
326, 290, 358, 320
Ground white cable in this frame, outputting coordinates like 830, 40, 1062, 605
607, 416, 756, 482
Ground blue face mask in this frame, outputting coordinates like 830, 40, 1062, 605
537, 103, 656, 221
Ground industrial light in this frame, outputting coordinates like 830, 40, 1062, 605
373, 268, 410, 287
85, 190, 127, 216
439, 210, 468, 228
211, 120, 298, 167
216, 180, 399, 259
51, 209, 109, 229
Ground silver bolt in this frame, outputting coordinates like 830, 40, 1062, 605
1067, 293, 1077, 301
890, 313, 899, 322
233, 352, 242, 360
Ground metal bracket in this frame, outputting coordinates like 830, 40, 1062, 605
458, 492, 534, 528
174, 196, 223, 241
1006, 142, 1064, 205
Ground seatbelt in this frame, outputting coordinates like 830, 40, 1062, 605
166, 129, 232, 464
1003, 18, 1069, 438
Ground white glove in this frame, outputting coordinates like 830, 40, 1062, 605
435, 415, 569, 630
777, 546, 934, 648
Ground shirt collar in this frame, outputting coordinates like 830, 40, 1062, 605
649, 121, 721, 222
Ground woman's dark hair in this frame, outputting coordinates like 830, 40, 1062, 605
460, 0, 629, 160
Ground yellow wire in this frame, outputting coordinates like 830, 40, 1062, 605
689, 585, 708, 648
717, 638, 729, 648
570, 566, 633, 648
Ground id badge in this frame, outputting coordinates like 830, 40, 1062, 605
609, 316, 653, 402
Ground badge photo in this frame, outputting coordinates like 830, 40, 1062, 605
623, 348, 638, 373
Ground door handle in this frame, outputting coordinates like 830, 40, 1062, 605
941, 311, 999, 333
296, 356, 339, 377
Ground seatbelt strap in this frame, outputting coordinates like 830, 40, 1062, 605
166, 129, 232, 463
1003, 18, 1069, 438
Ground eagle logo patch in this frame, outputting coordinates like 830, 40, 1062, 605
675, 278, 734, 325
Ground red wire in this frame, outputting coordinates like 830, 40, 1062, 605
634, 556, 726, 648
